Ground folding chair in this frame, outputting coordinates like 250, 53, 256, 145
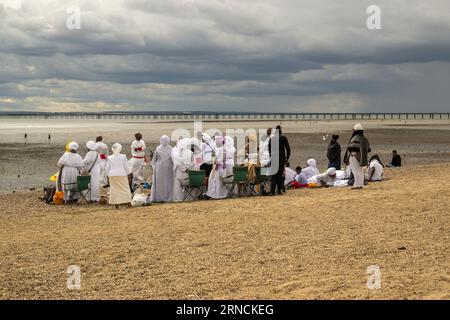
226, 166, 249, 198
183, 170, 206, 201
63, 176, 91, 204
248, 166, 264, 196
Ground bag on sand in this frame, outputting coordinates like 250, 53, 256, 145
40, 186, 56, 204
53, 191, 65, 205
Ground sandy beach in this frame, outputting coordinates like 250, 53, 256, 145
0, 163, 449, 299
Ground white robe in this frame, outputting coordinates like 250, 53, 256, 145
172, 140, 193, 202
284, 167, 297, 185
349, 152, 364, 187
83, 150, 101, 201
57, 152, 83, 201
129, 139, 146, 184
207, 145, 229, 199
97, 142, 109, 187
150, 142, 173, 202
367, 159, 384, 181
302, 159, 320, 180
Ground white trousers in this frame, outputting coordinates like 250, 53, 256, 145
349, 152, 364, 188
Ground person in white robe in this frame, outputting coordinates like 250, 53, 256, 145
57, 142, 83, 202
150, 135, 174, 203
207, 136, 229, 199
172, 138, 193, 202
200, 132, 215, 177
96, 136, 109, 187
106, 143, 131, 208
259, 128, 273, 167
302, 158, 320, 181
308, 167, 337, 187
366, 155, 384, 182
284, 163, 297, 186
82, 141, 101, 202
129, 133, 147, 185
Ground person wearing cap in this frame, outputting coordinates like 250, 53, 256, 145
327, 134, 342, 170
343, 123, 371, 189
82, 141, 101, 202
57, 141, 83, 202
106, 143, 132, 208
307, 167, 338, 187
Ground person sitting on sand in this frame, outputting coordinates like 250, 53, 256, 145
106, 143, 132, 209
308, 167, 337, 187
284, 162, 297, 187
302, 159, 320, 181
366, 155, 384, 182
57, 142, 83, 203
387, 150, 402, 167
129, 133, 147, 185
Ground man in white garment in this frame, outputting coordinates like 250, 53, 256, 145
284, 162, 297, 186
366, 155, 384, 182
302, 159, 320, 181
57, 142, 83, 202
172, 138, 193, 202
82, 141, 101, 202
129, 133, 147, 185
259, 128, 273, 168
308, 167, 337, 187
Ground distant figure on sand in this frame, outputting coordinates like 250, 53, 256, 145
48, 133, 51, 142
344, 123, 371, 189
327, 134, 341, 170
387, 150, 402, 167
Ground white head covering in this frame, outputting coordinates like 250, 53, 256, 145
326, 167, 337, 176
160, 135, 170, 146
353, 123, 364, 131
86, 140, 98, 151
112, 143, 122, 155
307, 158, 317, 168
68, 142, 79, 152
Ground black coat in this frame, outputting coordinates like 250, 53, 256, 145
269, 134, 291, 162
327, 141, 341, 163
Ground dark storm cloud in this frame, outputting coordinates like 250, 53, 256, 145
0, 0, 450, 112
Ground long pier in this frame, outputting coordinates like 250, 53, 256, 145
1, 112, 450, 121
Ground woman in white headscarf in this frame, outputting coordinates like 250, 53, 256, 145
106, 143, 131, 208
200, 132, 215, 177
207, 136, 229, 199
172, 138, 193, 202
150, 135, 174, 203
302, 158, 320, 181
57, 141, 83, 202
82, 141, 101, 202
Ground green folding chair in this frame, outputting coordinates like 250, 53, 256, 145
226, 166, 249, 198
183, 170, 206, 201
248, 166, 266, 196
64, 176, 91, 204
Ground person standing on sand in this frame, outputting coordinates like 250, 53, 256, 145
344, 123, 371, 189
129, 133, 147, 185
268, 125, 291, 196
96, 136, 109, 187
150, 135, 174, 203
82, 141, 101, 202
57, 142, 83, 202
106, 143, 131, 209
171, 138, 193, 202
327, 134, 342, 170
48, 133, 51, 143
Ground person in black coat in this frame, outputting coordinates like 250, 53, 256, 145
268, 125, 291, 195
327, 134, 341, 170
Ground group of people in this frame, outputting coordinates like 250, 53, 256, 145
54, 123, 402, 208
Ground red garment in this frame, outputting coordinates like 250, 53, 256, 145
134, 147, 143, 152
100, 154, 107, 160
290, 181, 308, 189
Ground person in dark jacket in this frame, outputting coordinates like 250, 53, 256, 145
387, 150, 402, 167
327, 134, 341, 170
343, 123, 371, 189
268, 125, 291, 195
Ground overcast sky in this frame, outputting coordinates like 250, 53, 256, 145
0, 0, 449, 113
